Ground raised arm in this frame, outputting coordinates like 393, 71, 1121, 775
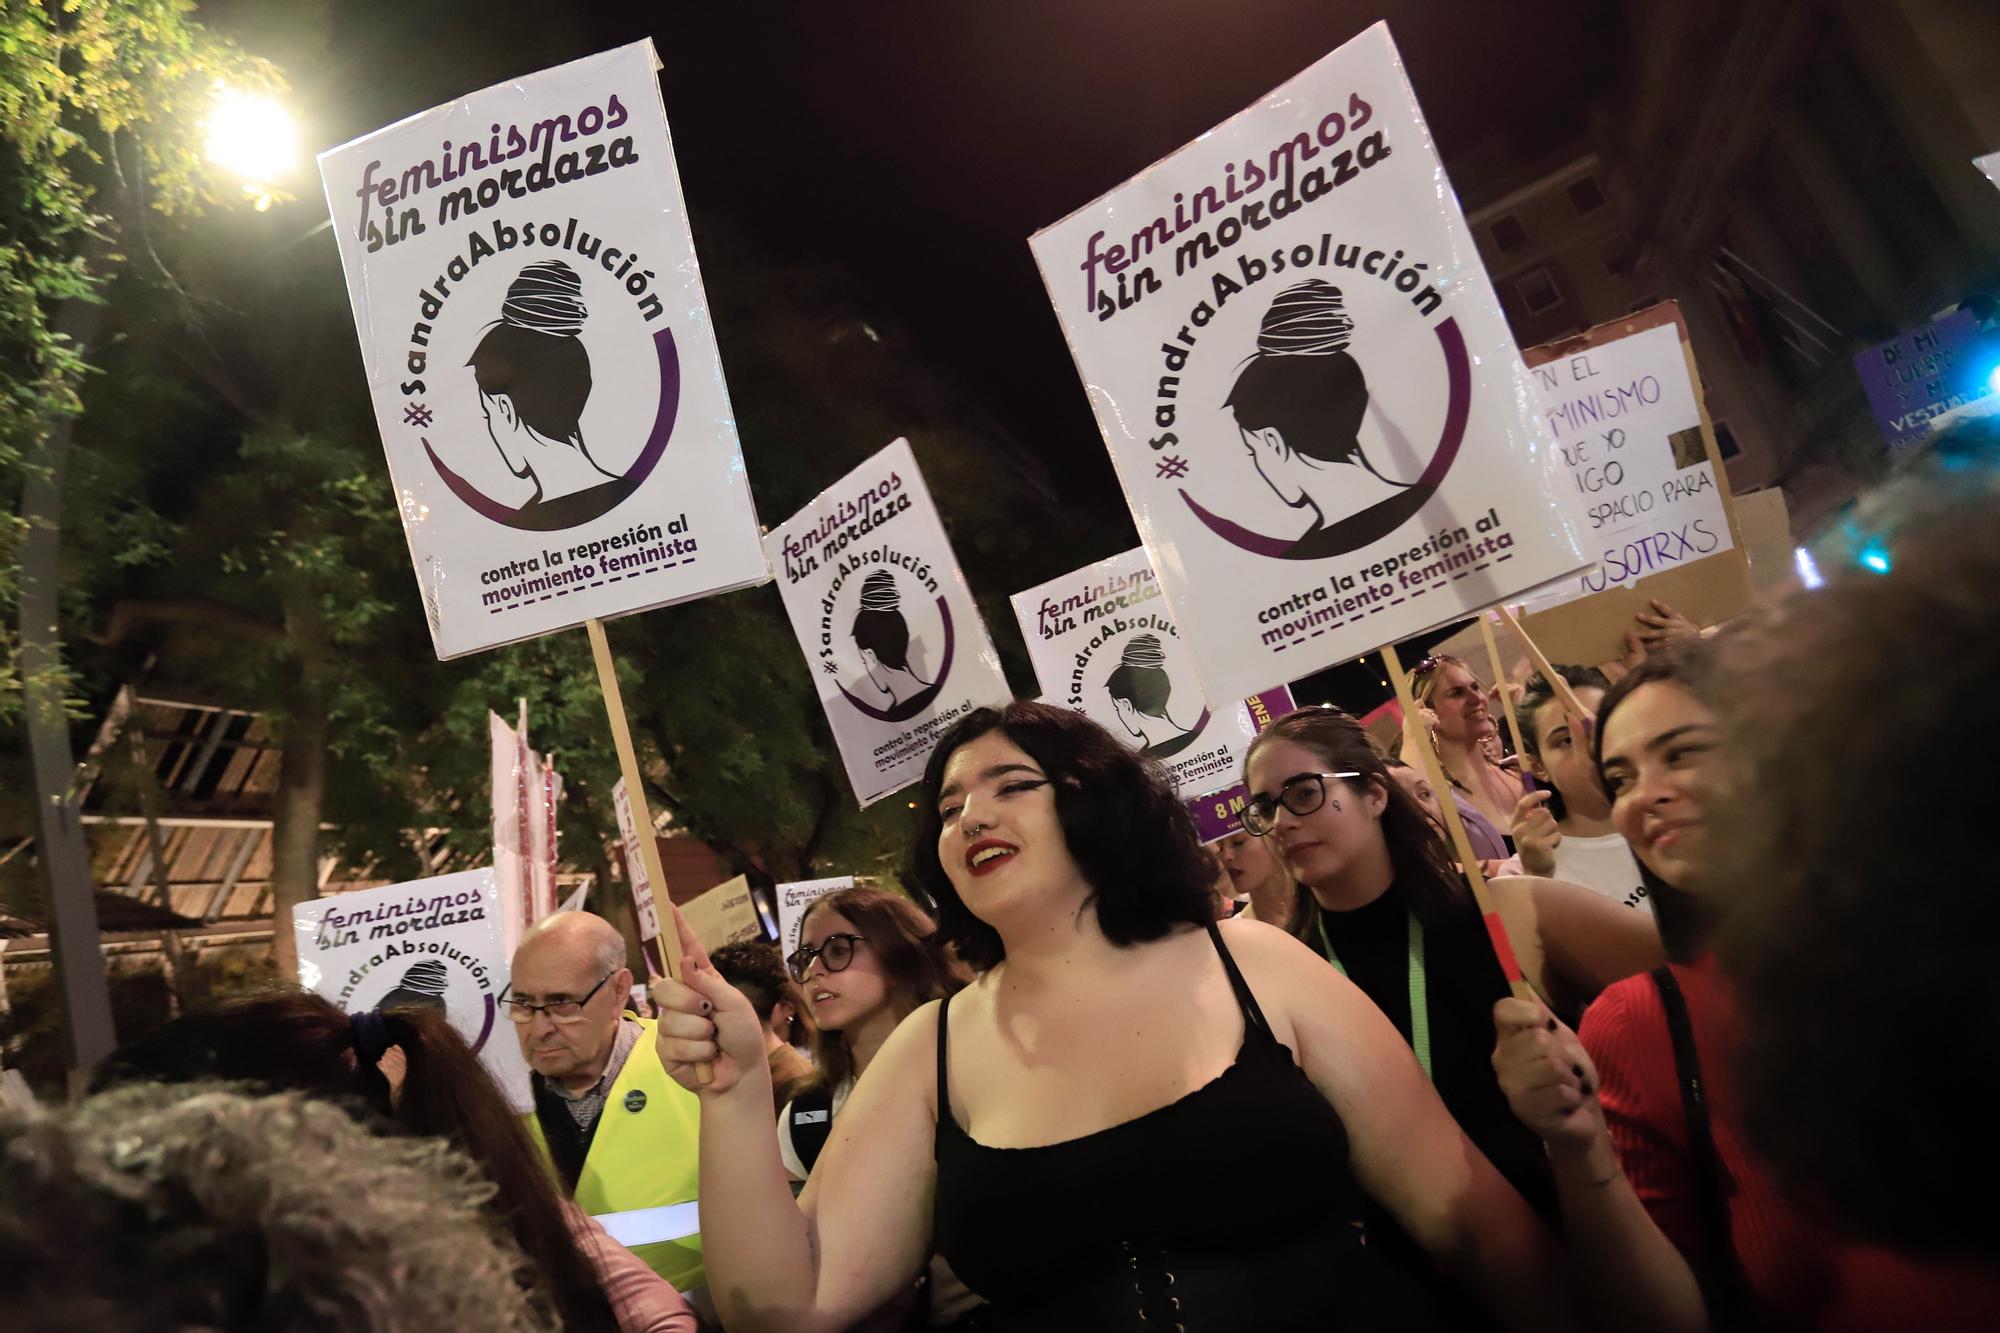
653, 907, 935, 1333
1222, 919, 1587, 1333
1490, 873, 1663, 1018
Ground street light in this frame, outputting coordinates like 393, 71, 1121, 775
205, 85, 295, 211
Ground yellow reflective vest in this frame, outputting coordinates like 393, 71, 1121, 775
523, 1018, 704, 1291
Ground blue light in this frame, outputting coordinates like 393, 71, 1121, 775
1859, 546, 1892, 575
1989, 362, 2000, 395
1793, 546, 1824, 589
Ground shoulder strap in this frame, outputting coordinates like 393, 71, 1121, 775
935, 992, 954, 1126
1205, 920, 1273, 1037
786, 1081, 838, 1176
1650, 967, 1748, 1325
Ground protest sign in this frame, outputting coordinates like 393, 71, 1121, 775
1183, 684, 1297, 842
678, 875, 762, 954
1029, 22, 1588, 705
1853, 308, 2000, 449
1512, 302, 1751, 664
611, 777, 662, 943
766, 439, 1012, 807
1734, 488, 1794, 592
1011, 548, 1261, 804
777, 876, 854, 962
318, 41, 768, 660
294, 868, 533, 1108
490, 708, 561, 953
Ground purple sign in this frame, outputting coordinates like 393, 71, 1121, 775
1186, 684, 1297, 842
1855, 310, 1998, 448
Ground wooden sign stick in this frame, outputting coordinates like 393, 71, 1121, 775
587, 618, 708, 1083
1477, 614, 1527, 763
1384, 640, 1536, 1003
1493, 603, 1592, 730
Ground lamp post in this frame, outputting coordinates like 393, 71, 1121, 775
20, 85, 295, 1083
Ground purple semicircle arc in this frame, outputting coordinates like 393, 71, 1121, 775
423, 326, 681, 529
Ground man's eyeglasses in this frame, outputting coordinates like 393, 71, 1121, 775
787, 933, 866, 984
500, 969, 616, 1024
1242, 771, 1361, 837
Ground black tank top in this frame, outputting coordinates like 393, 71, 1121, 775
932, 922, 1447, 1332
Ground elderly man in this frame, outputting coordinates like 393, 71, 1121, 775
510, 911, 704, 1291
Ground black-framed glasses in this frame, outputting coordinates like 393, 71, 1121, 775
1242, 771, 1361, 837
500, 969, 616, 1024
788, 933, 866, 984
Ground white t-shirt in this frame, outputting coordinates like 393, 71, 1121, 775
1498, 831, 1649, 910
1551, 832, 1649, 910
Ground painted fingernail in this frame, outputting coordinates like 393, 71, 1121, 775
1572, 1064, 1584, 1078
1581, 1081, 1594, 1096
700, 1000, 712, 1014
1546, 1018, 1558, 1032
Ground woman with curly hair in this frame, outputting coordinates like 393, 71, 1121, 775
649, 700, 1595, 1332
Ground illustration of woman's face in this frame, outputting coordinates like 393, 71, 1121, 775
1241, 423, 1310, 507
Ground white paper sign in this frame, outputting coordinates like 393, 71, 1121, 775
318, 41, 768, 659
766, 440, 1012, 806
1010, 548, 1254, 800
1029, 22, 1588, 703
293, 868, 532, 1109
1517, 323, 1733, 612
611, 777, 661, 942
777, 876, 853, 963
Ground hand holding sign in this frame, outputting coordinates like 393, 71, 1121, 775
1510, 789, 1561, 879
650, 901, 749, 1096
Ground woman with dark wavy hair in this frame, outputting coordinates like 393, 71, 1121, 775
95, 990, 691, 1333
648, 700, 1597, 1332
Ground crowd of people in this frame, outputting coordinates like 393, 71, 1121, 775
4, 479, 1996, 1330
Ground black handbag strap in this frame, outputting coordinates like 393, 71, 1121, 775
787, 1081, 837, 1176
1650, 966, 1749, 1325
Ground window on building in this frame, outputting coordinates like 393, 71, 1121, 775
1602, 233, 1634, 277
1491, 215, 1528, 252
1712, 419, 1742, 460
1517, 267, 1564, 315
1567, 175, 1607, 215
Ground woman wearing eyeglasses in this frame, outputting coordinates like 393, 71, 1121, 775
1243, 705, 1661, 1282
778, 887, 965, 1182
651, 701, 1603, 1333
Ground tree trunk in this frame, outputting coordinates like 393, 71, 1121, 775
267, 592, 329, 979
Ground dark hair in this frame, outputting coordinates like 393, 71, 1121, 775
1518, 664, 1611, 759
93, 990, 619, 1332
1104, 660, 1170, 715
851, 606, 914, 673
467, 260, 592, 443
1225, 350, 1369, 464
1248, 708, 1473, 928
795, 887, 964, 1090
1712, 497, 2000, 1260
1590, 642, 1719, 962
907, 701, 1218, 970
710, 940, 798, 1026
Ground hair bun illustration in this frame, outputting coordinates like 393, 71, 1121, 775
1118, 634, 1168, 670
501, 260, 587, 337
391, 960, 450, 1000
858, 569, 902, 612
1255, 279, 1354, 356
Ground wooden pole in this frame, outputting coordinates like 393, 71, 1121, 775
1384, 641, 1535, 1003
587, 618, 707, 1083
1477, 615, 1527, 764
1493, 603, 1592, 729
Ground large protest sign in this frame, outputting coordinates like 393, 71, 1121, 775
767, 440, 1012, 806
491, 709, 561, 952
319, 41, 768, 659
294, 868, 532, 1108
1512, 303, 1751, 664
1853, 308, 2000, 449
679, 875, 763, 953
777, 876, 854, 962
1029, 22, 1588, 705
611, 777, 662, 944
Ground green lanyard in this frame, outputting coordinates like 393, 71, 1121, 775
1317, 910, 1433, 1081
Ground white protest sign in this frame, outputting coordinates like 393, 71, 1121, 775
611, 777, 661, 942
293, 868, 532, 1109
1010, 548, 1253, 801
1515, 322, 1733, 612
1029, 22, 1588, 704
777, 876, 853, 962
679, 875, 762, 954
318, 41, 768, 660
766, 439, 1012, 806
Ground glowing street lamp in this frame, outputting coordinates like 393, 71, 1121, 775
204, 85, 295, 210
